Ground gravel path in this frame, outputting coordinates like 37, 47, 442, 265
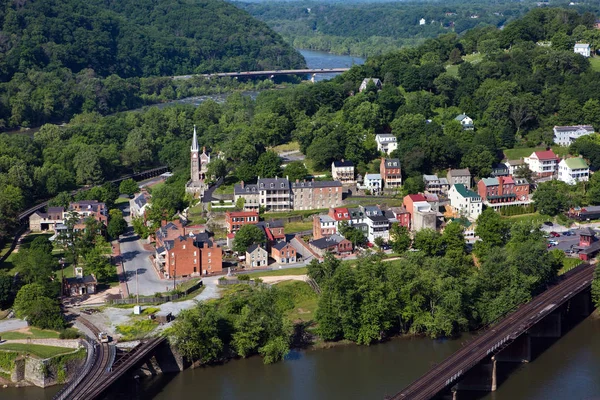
0, 319, 27, 333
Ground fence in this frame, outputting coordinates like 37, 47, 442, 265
107, 280, 203, 305
52, 338, 95, 400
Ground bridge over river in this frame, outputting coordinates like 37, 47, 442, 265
389, 262, 595, 400
172, 68, 351, 80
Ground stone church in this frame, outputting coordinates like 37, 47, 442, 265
185, 126, 211, 197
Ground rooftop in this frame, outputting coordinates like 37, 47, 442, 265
553, 125, 594, 133
447, 168, 471, 176
562, 158, 589, 170
333, 160, 354, 168
273, 241, 291, 251
292, 180, 342, 189
310, 234, 346, 249
383, 158, 401, 168
481, 177, 499, 186
365, 173, 382, 180
532, 150, 558, 161
453, 184, 480, 199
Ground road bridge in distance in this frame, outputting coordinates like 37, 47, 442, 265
388, 262, 595, 400
172, 68, 351, 80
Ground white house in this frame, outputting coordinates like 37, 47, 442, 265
558, 158, 590, 185
454, 114, 474, 130
359, 78, 382, 93
331, 160, 355, 185
129, 192, 150, 218
574, 43, 591, 57
419, 18, 426, 25
448, 184, 482, 220
375, 134, 398, 154
524, 150, 559, 178
553, 125, 595, 146
362, 173, 382, 192
245, 244, 269, 268
366, 214, 390, 243
504, 159, 526, 175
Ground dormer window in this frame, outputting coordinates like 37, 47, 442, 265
260, 183, 264, 188
281, 183, 284, 188
270, 183, 274, 188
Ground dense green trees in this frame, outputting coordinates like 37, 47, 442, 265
13, 283, 64, 330
311, 219, 560, 343
233, 225, 266, 254
168, 286, 292, 365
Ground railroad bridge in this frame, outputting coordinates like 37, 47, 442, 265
54, 316, 181, 400
172, 68, 351, 81
389, 263, 595, 400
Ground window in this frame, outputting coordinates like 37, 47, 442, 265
194, 259, 197, 264
208, 252, 211, 256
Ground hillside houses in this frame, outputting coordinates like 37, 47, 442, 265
524, 150, 559, 178
553, 125, 594, 146
29, 200, 108, 232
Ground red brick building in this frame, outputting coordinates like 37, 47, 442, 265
477, 176, 530, 204
225, 211, 259, 234
309, 234, 353, 257
403, 194, 427, 216
380, 158, 402, 188
328, 207, 351, 222
388, 206, 411, 229
154, 222, 222, 278
271, 242, 297, 264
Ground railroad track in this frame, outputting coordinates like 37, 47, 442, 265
391, 263, 595, 400
65, 316, 111, 400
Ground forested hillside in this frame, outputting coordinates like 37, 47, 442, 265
237, 0, 534, 57
0, 0, 304, 129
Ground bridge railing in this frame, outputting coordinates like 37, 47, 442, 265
53, 338, 96, 400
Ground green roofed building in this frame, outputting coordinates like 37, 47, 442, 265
558, 157, 589, 185
448, 184, 482, 220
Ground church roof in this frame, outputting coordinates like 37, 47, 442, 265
191, 125, 199, 152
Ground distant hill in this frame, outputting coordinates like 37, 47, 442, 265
0, 0, 306, 81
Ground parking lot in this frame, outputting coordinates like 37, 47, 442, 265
542, 222, 594, 255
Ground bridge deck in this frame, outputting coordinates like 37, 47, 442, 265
172, 68, 351, 80
390, 263, 595, 400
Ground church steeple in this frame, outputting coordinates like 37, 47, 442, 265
191, 125, 199, 152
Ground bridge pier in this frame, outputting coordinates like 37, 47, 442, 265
453, 357, 497, 393
495, 334, 531, 363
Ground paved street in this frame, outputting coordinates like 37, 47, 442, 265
0, 319, 27, 333
119, 227, 173, 296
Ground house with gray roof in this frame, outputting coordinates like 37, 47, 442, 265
447, 168, 472, 189
574, 43, 591, 57
454, 114, 474, 130
423, 174, 449, 195
130, 191, 151, 218
553, 125, 595, 146
246, 244, 269, 268
359, 78, 382, 92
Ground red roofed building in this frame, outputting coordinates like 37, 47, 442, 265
477, 176, 530, 204
524, 150, 559, 177
328, 207, 350, 222
403, 194, 427, 216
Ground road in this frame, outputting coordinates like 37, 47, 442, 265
119, 228, 173, 296
0, 318, 27, 333
391, 263, 595, 400
202, 177, 223, 203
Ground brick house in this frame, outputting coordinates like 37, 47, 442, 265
477, 176, 530, 204
225, 211, 259, 234
63, 267, 97, 297
578, 228, 600, 261
271, 242, 297, 264
309, 234, 353, 257
387, 206, 411, 229
380, 158, 402, 188
291, 180, 343, 210
245, 244, 269, 268
328, 207, 351, 222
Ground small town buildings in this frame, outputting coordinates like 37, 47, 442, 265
291, 179, 343, 210
29, 200, 109, 232
380, 158, 402, 188
309, 234, 353, 257
331, 160, 356, 185
225, 211, 259, 234
505, 159, 526, 176
130, 191, 150, 219
419, 18, 426, 25
448, 184, 482, 220
233, 181, 260, 211
245, 244, 269, 268
477, 176, 530, 207
366, 213, 390, 243
154, 222, 222, 278
258, 177, 292, 212
524, 150, 559, 178
359, 78, 382, 92
256, 219, 285, 247
446, 168, 472, 189
558, 158, 590, 185
375, 134, 398, 154
491, 163, 509, 177
578, 228, 600, 261
186, 126, 211, 197
387, 206, 411, 228
363, 173, 382, 192
328, 207, 350, 223
570, 206, 600, 221
553, 125, 594, 146
455, 114, 474, 130
29, 207, 66, 232
271, 242, 297, 264
402, 194, 437, 231
423, 174, 449, 195
574, 43, 591, 57
313, 215, 337, 239
63, 267, 97, 297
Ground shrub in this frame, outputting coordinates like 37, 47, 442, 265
59, 328, 81, 339
238, 274, 250, 281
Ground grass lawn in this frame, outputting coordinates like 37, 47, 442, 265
271, 141, 300, 153
1, 233, 54, 273
276, 281, 318, 323
503, 145, 569, 161
214, 175, 238, 196
264, 208, 327, 220
116, 319, 158, 341
463, 52, 484, 64
115, 196, 130, 205
0, 343, 73, 359
187, 203, 207, 225
344, 197, 404, 207
245, 266, 307, 278
590, 57, 600, 72
284, 221, 313, 234
1, 328, 60, 340
445, 64, 459, 77
147, 182, 164, 194
559, 258, 583, 275
502, 212, 548, 225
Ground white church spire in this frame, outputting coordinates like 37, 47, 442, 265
191, 125, 199, 152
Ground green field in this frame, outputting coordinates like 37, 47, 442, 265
270, 141, 300, 153
0, 328, 60, 340
502, 212, 548, 225
276, 281, 318, 323
264, 209, 327, 220
503, 146, 569, 161
284, 221, 313, 234
0, 343, 73, 359
463, 52, 484, 64
590, 57, 600, 72
559, 258, 583, 275
187, 203, 207, 225
245, 266, 307, 278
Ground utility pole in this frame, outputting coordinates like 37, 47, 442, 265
173, 253, 177, 291
136, 268, 139, 304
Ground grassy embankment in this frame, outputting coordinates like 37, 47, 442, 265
1, 328, 60, 340
0, 344, 73, 359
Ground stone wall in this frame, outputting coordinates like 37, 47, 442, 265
3, 339, 81, 349
7, 348, 86, 388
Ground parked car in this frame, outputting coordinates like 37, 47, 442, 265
549, 240, 558, 245
544, 221, 553, 226
547, 243, 553, 248
550, 232, 561, 237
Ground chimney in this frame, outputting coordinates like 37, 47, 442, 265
75, 267, 83, 279
203, 146, 206, 153
498, 176, 504, 196
312, 178, 315, 182
241, 180, 244, 188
